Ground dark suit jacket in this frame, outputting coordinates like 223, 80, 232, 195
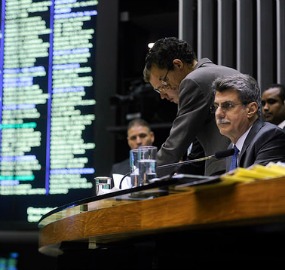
156, 58, 240, 176
226, 119, 285, 171
110, 158, 130, 176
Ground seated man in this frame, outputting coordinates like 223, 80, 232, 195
212, 73, 285, 172
110, 118, 155, 176
261, 83, 285, 129
111, 118, 205, 180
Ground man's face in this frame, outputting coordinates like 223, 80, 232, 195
261, 87, 285, 125
148, 64, 181, 104
127, 125, 154, 149
214, 89, 252, 143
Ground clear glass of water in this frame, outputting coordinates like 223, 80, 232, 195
138, 158, 157, 185
95, 176, 112, 195
130, 149, 140, 187
137, 146, 157, 186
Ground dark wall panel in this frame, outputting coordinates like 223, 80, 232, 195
180, 0, 285, 90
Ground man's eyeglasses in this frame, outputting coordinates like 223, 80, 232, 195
161, 69, 169, 85
212, 101, 245, 112
154, 69, 169, 94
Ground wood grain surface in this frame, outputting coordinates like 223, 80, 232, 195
39, 177, 285, 256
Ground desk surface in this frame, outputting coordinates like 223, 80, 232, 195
38, 175, 285, 257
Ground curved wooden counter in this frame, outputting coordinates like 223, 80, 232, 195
39, 176, 285, 257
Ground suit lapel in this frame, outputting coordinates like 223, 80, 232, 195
239, 119, 264, 164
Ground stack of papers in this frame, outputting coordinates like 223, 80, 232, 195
221, 162, 285, 183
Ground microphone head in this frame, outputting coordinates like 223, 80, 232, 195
214, 148, 235, 159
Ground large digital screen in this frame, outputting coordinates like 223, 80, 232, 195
0, 0, 98, 230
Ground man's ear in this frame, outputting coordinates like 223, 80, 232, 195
247, 102, 258, 118
173, 59, 183, 69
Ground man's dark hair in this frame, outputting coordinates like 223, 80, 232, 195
127, 118, 151, 131
212, 73, 262, 117
264, 83, 285, 102
144, 37, 197, 82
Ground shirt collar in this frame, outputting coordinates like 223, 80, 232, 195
235, 126, 252, 151
278, 120, 285, 129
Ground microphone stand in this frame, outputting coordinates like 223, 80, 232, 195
118, 149, 235, 190
157, 149, 235, 170
157, 148, 235, 178
158, 155, 213, 169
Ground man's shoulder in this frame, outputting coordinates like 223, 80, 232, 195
196, 58, 238, 71
262, 121, 285, 134
189, 59, 240, 81
251, 120, 285, 140
112, 158, 129, 168
111, 158, 130, 175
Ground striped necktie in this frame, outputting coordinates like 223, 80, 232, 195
229, 145, 239, 171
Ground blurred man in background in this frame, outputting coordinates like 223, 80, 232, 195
261, 83, 285, 129
110, 118, 155, 176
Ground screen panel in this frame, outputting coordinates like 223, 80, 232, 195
0, 0, 98, 230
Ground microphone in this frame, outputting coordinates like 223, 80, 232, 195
118, 149, 234, 189
214, 148, 235, 159
157, 148, 235, 169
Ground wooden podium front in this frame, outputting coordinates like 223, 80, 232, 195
38, 176, 285, 269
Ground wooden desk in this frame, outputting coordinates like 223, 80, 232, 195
38, 176, 285, 269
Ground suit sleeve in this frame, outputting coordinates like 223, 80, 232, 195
156, 77, 213, 166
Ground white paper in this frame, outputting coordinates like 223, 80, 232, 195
97, 187, 117, 195
112, 173, 132, 189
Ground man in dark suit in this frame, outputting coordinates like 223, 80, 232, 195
212, 73, 285, 172
110, 118, 155, 176
143, 37, 240, 176
261, 83, 285, 129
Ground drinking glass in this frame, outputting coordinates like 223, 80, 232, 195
137, 146, 157, 186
